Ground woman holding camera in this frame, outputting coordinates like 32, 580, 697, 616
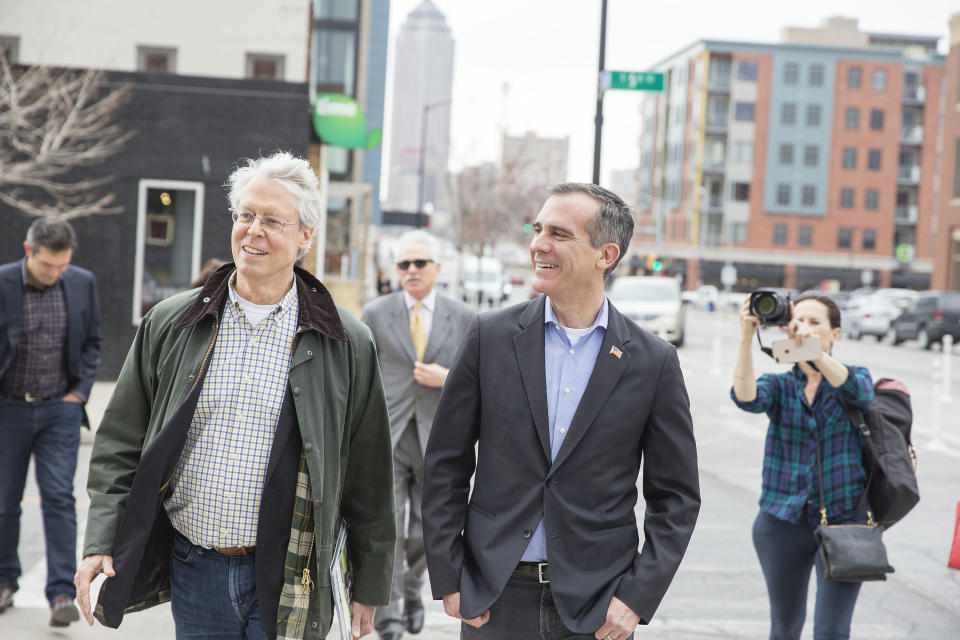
731, 293, 874, 640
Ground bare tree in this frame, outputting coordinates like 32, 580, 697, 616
0, 53, 133, 219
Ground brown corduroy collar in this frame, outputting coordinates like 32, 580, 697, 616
174, 263, 348, 341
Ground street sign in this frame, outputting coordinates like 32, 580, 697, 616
895, 243, 915, 264
720, 264, 737, 287
605, 71, 664, 92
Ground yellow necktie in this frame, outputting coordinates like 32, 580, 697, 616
410, 300, 427, 362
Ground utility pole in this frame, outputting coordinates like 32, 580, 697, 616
591, 0, 608, 185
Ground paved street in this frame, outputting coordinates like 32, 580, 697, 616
5, 309, 960, 638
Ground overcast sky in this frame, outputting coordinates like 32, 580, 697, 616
380, 0, 957, 188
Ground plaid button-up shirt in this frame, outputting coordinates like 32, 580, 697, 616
731, 364, 874, 525
0, 262, 69, 398
166, 279, 299, 548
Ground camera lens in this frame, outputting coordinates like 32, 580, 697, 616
755, 296, 776, 315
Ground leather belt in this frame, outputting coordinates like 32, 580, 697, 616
5, 392, 61, 403
514, 561, 549, 583
214, 545, 256, 556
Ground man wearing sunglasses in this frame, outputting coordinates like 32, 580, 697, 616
362, 230, 475, 640
76, 151, 396, 640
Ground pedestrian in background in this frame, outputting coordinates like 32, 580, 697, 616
362, 229, 475, 640
422, 183, 700, 640
188, 257, 227, 289
75, 151, 396, 640
732, 294, 874, 639
0, 216, 101, 627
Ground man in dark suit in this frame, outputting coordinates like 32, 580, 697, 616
422, 183, 700, 639
0, 217, 101, 627
363, 230, 475, 640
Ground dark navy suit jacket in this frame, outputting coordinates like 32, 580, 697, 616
422, 296, 700, 633
0, 259, 102, 424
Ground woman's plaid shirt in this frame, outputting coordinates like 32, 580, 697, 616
731, 365, 874, 525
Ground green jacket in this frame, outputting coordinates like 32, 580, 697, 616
83, 265, 396, 638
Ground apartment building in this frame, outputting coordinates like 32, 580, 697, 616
933, 13, 960, 291
636, 17, 945, 291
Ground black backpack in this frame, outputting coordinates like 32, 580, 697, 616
842, 378, 919, 529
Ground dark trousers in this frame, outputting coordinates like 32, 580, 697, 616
170, 532, 269, 639
0, 397, 82, 604
752, 510, 862, 640
460, 572, 631, 640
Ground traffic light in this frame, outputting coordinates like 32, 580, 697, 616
645, 254, 663, 272
652, 258, 663, 272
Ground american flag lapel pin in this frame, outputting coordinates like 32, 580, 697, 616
609, 345, 622, 359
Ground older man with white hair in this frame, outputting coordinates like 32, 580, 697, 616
362, 230, 474, 640
75, 151, 396, 640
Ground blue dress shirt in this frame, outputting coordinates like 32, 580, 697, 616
521, 296, 609, 562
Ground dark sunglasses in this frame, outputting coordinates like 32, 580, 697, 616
396, 259, 433, 270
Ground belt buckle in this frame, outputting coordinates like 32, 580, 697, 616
537, 562, 549, 584
24, 392, 38, 403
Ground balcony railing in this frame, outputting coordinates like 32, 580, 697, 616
895, 204, 918, 224
897, 164, 921, 183
707, 77, 731, 93
900, 125, 923, 145
903, 86, 926, 104
705, 117, 728, 133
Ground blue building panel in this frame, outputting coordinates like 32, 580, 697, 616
763, 50, 837, 216
363, 0, 390, 224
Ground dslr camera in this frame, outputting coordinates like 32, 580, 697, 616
749, 289, 792, 327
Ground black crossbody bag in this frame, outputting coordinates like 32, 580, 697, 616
813, 438, 894, 582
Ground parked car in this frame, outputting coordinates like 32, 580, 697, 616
842, 289, 919, 340
608, 276, 685, 347
887, 291, 960, 349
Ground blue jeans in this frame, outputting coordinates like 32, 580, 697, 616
0, 397, 82, 604
460, 572, 633, 640
752, 510, 862, 640
170, 532, 269, 639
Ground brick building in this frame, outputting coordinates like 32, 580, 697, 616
635, 17, 946, 292
932, 13, 960, 291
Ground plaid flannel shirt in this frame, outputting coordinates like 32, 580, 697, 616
276, 452, 317, 639
731, 364, 874, 525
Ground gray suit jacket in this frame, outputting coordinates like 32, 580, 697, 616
362, 290, 475, 456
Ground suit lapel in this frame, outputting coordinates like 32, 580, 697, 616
386, 292, 417, 362
548, 303, 632, 475
514, 297, 551, 462
423, 295, 452, 363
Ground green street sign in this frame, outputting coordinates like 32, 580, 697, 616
606, 70, 664, 92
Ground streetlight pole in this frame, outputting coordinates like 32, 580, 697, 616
591, 0, 608, 185
418, 98, 453, 227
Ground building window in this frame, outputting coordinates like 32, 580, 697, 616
135, 180, 205, 323
245, 53, 285, 80
784, 62, 799, 85
862, 229, 876, 250
802, 185, 816, 206
734, 101, 755, 121
777, 184, 791, 205
837, 228, 853, 249
845, 107, 859, 130
779, 144, 794, 165
774, 224, 788, 245
732, 140, 753, 164
737, 61, 757, 81
316, 0, 358, 19
809, 63, 824, 87
865, 189, 879, 210
848, 66, 862, 88
872, 68, 888, 91
868, 149, 882, 171
798, 225, 813, 246
137, 46, 177, 73
0, 35, 19, 62
870, 109, 884, 130
842, 147, 857, 169
954, 138, 960, 198
806, 104, 822, 126
731, 182, 750, 201
804, 145, 819, 167
781, 103, 796, 125
841, 188, 855, 209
